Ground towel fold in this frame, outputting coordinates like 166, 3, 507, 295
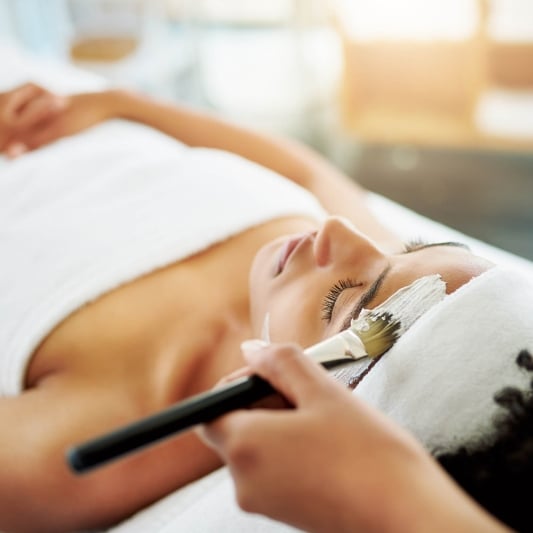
0, 120, 325, 396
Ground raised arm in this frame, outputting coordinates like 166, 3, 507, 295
111, 90, 399, 246
0, 84, 399, 246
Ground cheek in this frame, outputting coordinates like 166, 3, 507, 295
251, 280, 323, 346
249, 245, 330, 346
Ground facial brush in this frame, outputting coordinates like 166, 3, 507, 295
67, 274, 445, 473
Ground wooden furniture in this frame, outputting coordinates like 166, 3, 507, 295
336, 1, 533, 150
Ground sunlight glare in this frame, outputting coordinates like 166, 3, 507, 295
335, 0, 479, 41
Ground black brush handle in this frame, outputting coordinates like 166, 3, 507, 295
67, 374, 275, 473
66, 358, 350, 473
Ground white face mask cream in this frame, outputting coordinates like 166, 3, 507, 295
356, 273, 446, 337
305, 274, 447, 365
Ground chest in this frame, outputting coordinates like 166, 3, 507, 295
24, 216, 317, 404
25, 247, 251, 402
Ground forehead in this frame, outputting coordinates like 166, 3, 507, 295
371, 245, 493, 309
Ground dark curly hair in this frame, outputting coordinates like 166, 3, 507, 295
436, 349, 533, 533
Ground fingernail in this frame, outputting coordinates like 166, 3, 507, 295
240, 339, 269, 356
6, 142, 27, 158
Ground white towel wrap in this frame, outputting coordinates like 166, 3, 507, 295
0, 120, 326, 396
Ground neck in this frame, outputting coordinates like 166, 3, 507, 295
149, 285, 253, 409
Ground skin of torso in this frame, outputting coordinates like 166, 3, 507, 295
28, 216, 318, 404
21, 216, 317, 528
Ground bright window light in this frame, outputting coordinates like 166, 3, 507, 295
488, 0, 533, 41
335, 0, 479, 41
193, 0, 293, 23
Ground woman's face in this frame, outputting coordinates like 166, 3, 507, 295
249, 216, 493, 348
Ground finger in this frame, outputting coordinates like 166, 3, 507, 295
18, 119, 64, 151
0, 131, 12, 153
214, 365, 253, 388
4, 141, 28, 158
2, 83, 44, 124
243, 343, 340, 408
196, 409, 253, 455
198, 406, 286, 457
12, 94, 66, 131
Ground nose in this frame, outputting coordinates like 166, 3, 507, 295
313, 216, 384, 267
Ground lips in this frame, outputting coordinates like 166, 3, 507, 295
276, 234, 307, 275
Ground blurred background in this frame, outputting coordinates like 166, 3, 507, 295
1, 0, 532, 259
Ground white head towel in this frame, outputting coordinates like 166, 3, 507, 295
354, 266, 533, 454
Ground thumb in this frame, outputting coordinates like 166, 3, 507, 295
242, 342, 339, 408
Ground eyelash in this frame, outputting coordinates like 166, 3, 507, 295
321, 278, 363, 322
403, 237, 429, 253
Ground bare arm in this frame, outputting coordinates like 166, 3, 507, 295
0, 84, 400, 247
110, 90, 399, 246
0, 376, 221, 533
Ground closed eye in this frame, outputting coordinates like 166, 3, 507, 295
321, 278, 363, 322
335, 239, 470, 333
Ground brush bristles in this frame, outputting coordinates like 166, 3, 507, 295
356, 311, 400, 359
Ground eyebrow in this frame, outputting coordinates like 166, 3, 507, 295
337, 240, 469, 332
403, 240, 470, 254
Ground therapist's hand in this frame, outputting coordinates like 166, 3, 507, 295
0, 83, 115, 157
199, 343, 509, 533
